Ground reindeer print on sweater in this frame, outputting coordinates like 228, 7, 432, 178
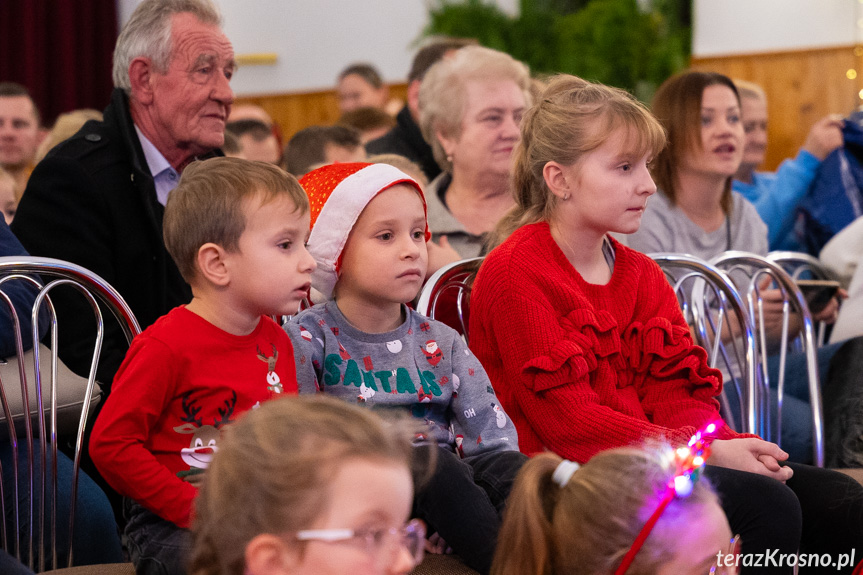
89, 306, 300, 528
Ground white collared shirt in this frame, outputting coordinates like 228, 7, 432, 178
134, 126, 179, 206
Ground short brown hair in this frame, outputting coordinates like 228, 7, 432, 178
368, 153, 428, 187
282, 125, 362, 177
338, 107, 395, 134
164, 157, 308, 282
337, 63, 384, 88
408, 37, 478, 83
651, 71, 740, 213
190, 395, 418, 575
0, 82, 41, 126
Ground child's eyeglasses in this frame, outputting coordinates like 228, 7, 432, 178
710, 534, 742, 575
295, 518, 426, 567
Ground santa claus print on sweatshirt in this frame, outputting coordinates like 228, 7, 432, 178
289, 302, 519, 458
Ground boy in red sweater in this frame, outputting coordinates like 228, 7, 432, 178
90, 158, 316, 575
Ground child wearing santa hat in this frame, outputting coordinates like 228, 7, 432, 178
290, 162, 525, 575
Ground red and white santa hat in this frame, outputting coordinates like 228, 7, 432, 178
299, 162, 430, 300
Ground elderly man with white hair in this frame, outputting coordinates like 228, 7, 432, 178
13, 6, 233, 569
12, 0, 235, 389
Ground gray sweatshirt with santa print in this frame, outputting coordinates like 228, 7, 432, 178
289, 301, 518, 458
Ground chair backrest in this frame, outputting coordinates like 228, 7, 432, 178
767, 250, 839, 345
0, 256, 141, 571
650, 253, 762, 436
711, 251, 824, 467
767, 251, 838, 281
415, 258, 483, 343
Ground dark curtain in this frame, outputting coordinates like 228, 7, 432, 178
0, 0, 118, 127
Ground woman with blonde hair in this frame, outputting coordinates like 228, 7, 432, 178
471, 74, 863, 573
420, 45, 532, 259
190, 395, 425, 575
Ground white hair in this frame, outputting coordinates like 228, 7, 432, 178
419, 45, 532, 173
112, 0, 222, 92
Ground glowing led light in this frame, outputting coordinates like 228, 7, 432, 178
692, 456, 704, 467
858, 89, 863, 99
674, 475, 693, 497
848, 69, 858, 80
706, 423, 716, 433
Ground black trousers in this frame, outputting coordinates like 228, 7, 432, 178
706, 463, 863, 574
412, 445, 527, 575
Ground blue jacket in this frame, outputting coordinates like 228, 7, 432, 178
0, 220, 47, 357
798, 112, 863, 255
733, 150, 820, 251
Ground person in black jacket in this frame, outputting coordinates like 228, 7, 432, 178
365, 38, 475, 182
11, 0, 234, 389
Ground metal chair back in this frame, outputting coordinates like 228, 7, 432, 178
650, 253, 761, 436
768, 250, 840, 346
415, 258, 483, 344
712, 251, 824, 467
0, 257, 140, 571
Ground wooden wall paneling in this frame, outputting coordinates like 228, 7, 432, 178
234, 83, 409, 147
692, 46, 863, 171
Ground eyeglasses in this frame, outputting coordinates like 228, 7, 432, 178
295, 518, 426, 568
710, 534, 742, 575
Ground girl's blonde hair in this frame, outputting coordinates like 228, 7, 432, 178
491, 447, 719, 575
190, 395, 417, 575
491, 75, 666, 248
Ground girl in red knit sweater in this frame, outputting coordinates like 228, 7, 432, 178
470, 75, 863, 573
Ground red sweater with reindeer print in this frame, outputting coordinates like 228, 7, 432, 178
90, 306, 298, 528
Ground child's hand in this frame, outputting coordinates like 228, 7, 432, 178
424, 530, 452, 555
178, 468, 206, 486
711, 438, 793, 482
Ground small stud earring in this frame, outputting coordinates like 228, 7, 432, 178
563, 193, 570, 201
446, 154, 453, 163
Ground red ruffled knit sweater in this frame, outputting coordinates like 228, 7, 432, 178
470, 222, 749, 462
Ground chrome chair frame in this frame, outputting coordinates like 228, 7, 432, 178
415, 258, 483, 344
768, 250, 840, 346
767, 251, 838, 281
650, 253, 761, 436
0, 257, 141, 571
712, 251, 824, 467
